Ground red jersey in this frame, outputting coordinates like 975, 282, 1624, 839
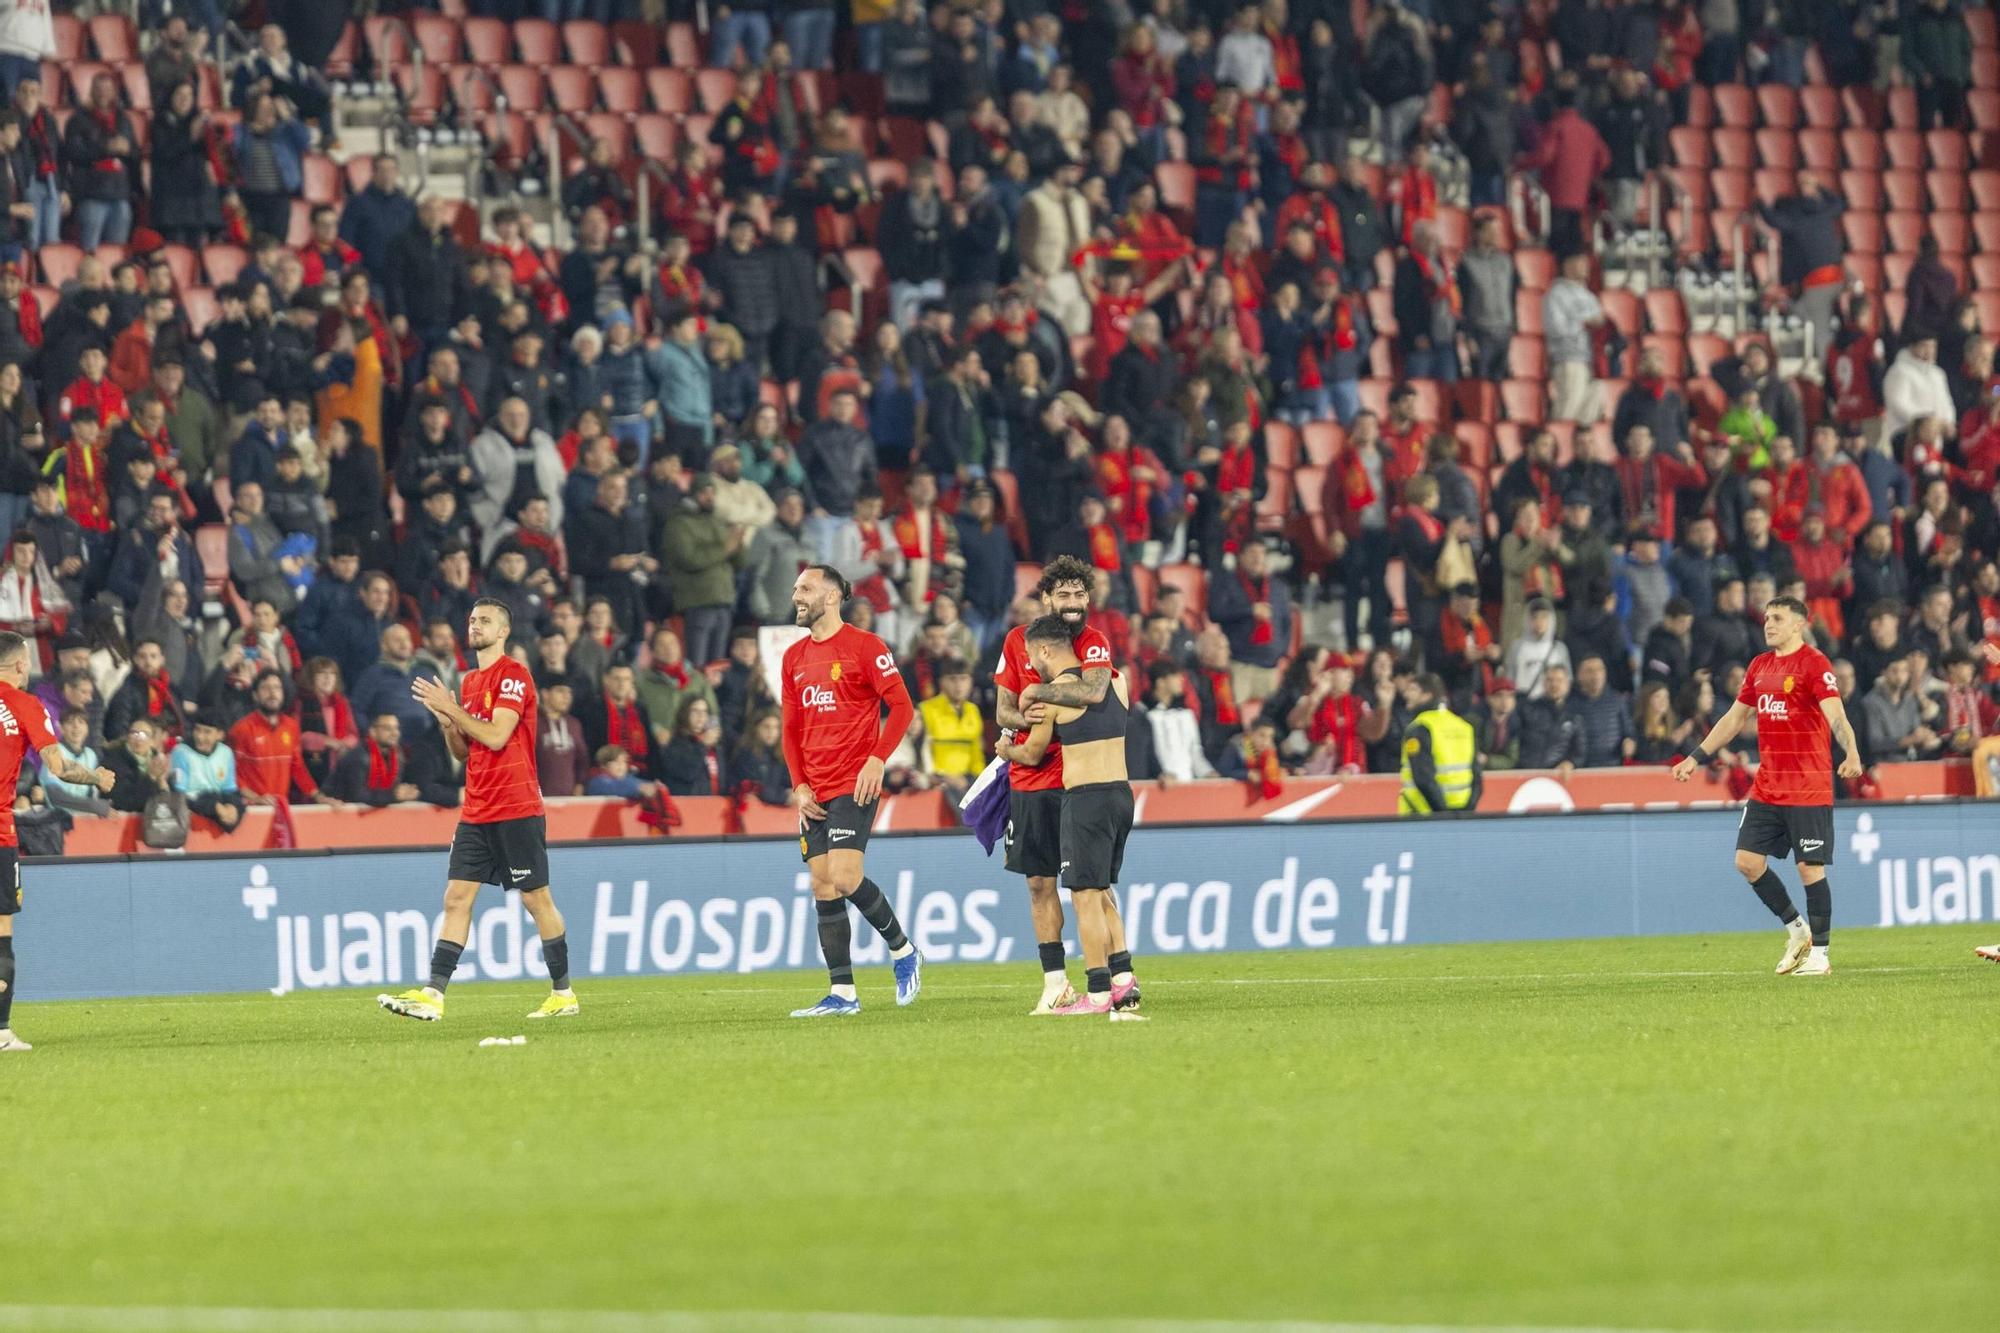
781, 625, 915, 801
0, 681, 55, 848
996, 622, 1115, 791
1827, 336, 1882, 424
229, 710, 317, 800
1737, 645, 1838, 807
460, 655, 542, 824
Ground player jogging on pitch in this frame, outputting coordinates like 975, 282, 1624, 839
379, 598, 577, 1021
1673, 595, 1863, 976
0, 630, 113, 1051
1009, 616, 1142, 1018
782, 564, 923, 1017
993, 555, 1141, 1013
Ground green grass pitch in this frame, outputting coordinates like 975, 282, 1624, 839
5, 926, 2000, 1332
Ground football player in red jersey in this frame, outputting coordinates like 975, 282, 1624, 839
1673, 596, 1864, 976
993, 555, 1141, 1014
0, 629, 115, 1051
781, 564, 923, 1017
379, 599, 578, 1023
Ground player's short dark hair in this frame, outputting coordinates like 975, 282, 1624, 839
471, 596, 513, 627
938, 657, 971, 679
1038, 554, 1093, 599
1024, 614, 1073, 648
1415, 672, 1446, 700
1767, 594, 1808, 621
1664, 597, 1694, 619
0, 629, 35, 669
806, 564, 851, 601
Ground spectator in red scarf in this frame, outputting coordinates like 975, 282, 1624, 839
1189, 626, 1247, 767
585, 663, 655, 779
295, 655, 357, 789
1274, 162, 1345, 268
1389, 139, 1440, 249
1613, 423, 1706, 541
328, 711, 456, 806
1190, 84, 1256, 246
1084, 258, 1187, 381
710, 69, 780, 197
1393, 220, 1461, 381
1112, 24, 1182, 156
1209, 538, 1293, 703
1760, 433, 1812, 543
1305, 654, 1369, 774
14, 77, 63, 248
1804, 422, 1873, 546
1793, 506, 1853, 643
41, 408, 112, 561
1095, 414, 1171, 549
58, 346, 127, 434
1379, 383, 1430, 489
1435, 581, 1502, 700
0, 528, 65, 673
1322, 409, 1394, 647
298, 204, 362, 290
64, 72, 137, 250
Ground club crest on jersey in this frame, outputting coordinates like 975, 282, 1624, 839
829, 662, 841, 681
1782, 675, 1794, 693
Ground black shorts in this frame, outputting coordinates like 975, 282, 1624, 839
447, 815, 551, 889
1005, 787, 1064, 879
1060, 782, 1135, 891
0, 848, 17, 915
800, 794, 874, 862
1736, 800, 1834, 865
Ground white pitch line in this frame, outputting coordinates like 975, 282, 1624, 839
0, 1306, 1699, 1333
38, 965, 1955, 1009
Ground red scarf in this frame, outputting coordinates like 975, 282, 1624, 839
1341, 449, 1377, 512
365, 738, 400, 790
12, 290, 41, 349
1239, 572, 1275, 645
1413, 250, 1461, 318
1330, 297, 1358, 352
892, 505, 951, 573
313, 690, 354, 745
606, 697, 648, 761
90, 108, 123, 174
1202, 667, 1240, 727
855, 522, 895, 612
1249, 740, 1284, 800
700, 745, 721, 795
1395, 168, 1437, 246
145, 670, 174, 717
653, 658, 690, 689
1087, 521, 1122, 571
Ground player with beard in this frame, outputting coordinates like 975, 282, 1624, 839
781, 564, 923, 1017
1673, 596, 1863, 976
378, 598, 578, 1022
994, 555, 1142, 1013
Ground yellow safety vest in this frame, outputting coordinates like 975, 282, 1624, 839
1398, 707, 1477, 816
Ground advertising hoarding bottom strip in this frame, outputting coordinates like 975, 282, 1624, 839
0, 1308, 1689, 1333
35, 963, 1954, 1008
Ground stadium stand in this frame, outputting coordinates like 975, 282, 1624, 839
0, 0, 1992, 845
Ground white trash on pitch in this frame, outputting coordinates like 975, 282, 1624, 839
478, 1035, 529, 1047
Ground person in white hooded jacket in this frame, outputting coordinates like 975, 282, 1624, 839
0, 0, 54, 102
467, 397, 565, 537
1882, 334, 1957, 445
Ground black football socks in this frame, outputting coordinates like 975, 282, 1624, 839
816, 898, 854, 988
847, 878, 910, 953
0, 937, 14, 1027
542, 933, 571, 991
1748, 870, 1800, 926
1804, 876, 1832, 948
428, 939, 465, 993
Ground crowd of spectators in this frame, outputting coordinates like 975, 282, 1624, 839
0, 0, 1995, 836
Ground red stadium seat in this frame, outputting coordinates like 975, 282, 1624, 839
1155, 161, 1197, 232
1883, 128, 1925, 170
1500, 379, 1544, 424
1264, 422, 1299, 471
582, 112, 631, 161
157, 244, 198, 292
462, 17, 511, 65
1638, 334, 1686, 378
562, 20, 610, 66
1971, 170, 2000, 211
1883, 167, 1924, 210
1754, 128, 1796, 169
1255, 470, 1295, 533
301, 154, 340, 204
482, 110, 533, 167
880, 117, 928, 162
1301, 421, 1343, 466
1926, 129, 1970, 171
1752, 169, 1794, 207
201, 244, 247, 286
1977, 292, 2000, 334
1711, 127, 1754, 169
1928, 168, 1969, 212
286, 200, 311, 247
323, 22, 359, 78
696, 69, 738, 113
647, 69, 694, 114
1664, 165, 1710, 210
1842, 86, 1884, 129
1513, 287, 1543, 335
51, 14, 82, 62
1797, 128, 1839, 171
1841, 128, 1884, 170
1975, 212, 2000, 254
194, 525, 229, 601
1643, 288, 1687, 336
1841, 211, 1883, 254
549, 66, 596, 114
1801, 86, 1841, 129
1454, 421, 1494, 469
1713, 84, 1754, 128
394, 64, 446, 122
1973, 90, 2000, 132
496, 65, 545, 109
1931, 212, 1970, 256
1668, 125, 1710, 168
1709, 169, 1752, 209
35, 243, 80, 287
1508, 335, 1546, 379
181, 286, 218, 334
1885, 211, 1928, 254
119, 64, 151, 113
88, 13, 135, 62
1599, 288, 1641, 338
448, 65, 497, 114
1974, 254, 2000, 291
513, 19, 560, 64
65, 61, 107, 109
1687, 332, 1732, 378
412, 13, 462, 66
665, 22, 701, 67
632, 113, 678, 161
1514, 248, 1554, 291
1839, 168, 1883, 211
1971, 5, 1997, 47
1847, 252, 1883, 293
612, 21, 661, 66
1755, 84, 1797, 129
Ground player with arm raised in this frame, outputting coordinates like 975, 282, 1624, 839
991, 554, 1141, 1014
782, 564, 923, 1017
1673, 595, 1863, 976
378, 598, 578, 1022
0, 630, 113, 1051
1010, 615, 1142, 1019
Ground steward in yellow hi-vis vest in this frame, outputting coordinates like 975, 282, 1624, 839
1398, 673, 1482, 817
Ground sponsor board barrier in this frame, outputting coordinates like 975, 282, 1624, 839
22, 803, 1999, 1001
